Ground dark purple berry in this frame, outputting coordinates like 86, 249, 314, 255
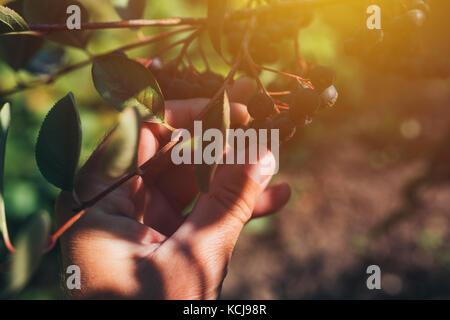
288, 88, 320, 124
272, 117, 297, 142
247, 93, 275, 120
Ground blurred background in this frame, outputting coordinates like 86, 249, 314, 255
0, 0, 449, 299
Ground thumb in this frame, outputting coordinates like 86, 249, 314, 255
161, 151, 276, 275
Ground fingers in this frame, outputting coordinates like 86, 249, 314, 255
159, 152, 277, 277
252, 182, 291, 218
145, 98, 250, 145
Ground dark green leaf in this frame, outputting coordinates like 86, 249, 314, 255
35, 92, 82, 191
0, 34, 43, 70
92, 53, 165, 120
23, 0, 91, 48
0, 103, 10, 245
207, 0, 228, 55
101, 106, 141, 180
195, 91, 230, 193
113, 0, 147, 20
8, 211, 51, 294
0, 5, 28, 34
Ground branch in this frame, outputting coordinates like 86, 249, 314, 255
46, 22, 253, 252
256, 64, 314, 88
25, 0, 360, 32
0, 26, 197, 97
29, 17, 204, 32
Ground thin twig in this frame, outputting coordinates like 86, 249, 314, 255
174, 29, 202, 69
25, 0, 358, 32
29, 18, 204, 31
256, 64, 314, 88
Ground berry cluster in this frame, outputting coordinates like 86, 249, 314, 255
148, 58, 224, 100
249, 66, 338, 142
226, 8, 313, 68
345, 0, 448, 78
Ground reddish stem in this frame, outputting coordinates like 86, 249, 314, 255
256, 65, 314, 89
2, 232, 16, 254
44, 208, 88, 252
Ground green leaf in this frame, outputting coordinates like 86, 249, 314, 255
195, 91, 230, 193
92, 53, 165, 120
0, 5, 28, 34
8, 211, 51, 294
23, 0, 91, 48
113, 0, 147, 20
35, 92, 82, 191
100, 106, 141, 180
0, 103, 11, 246
207, 0, 228, 55
0, 33, 43, 70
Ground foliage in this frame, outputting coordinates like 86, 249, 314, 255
0, 0, 445, 299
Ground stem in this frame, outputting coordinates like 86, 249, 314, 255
29, 18, 204, 32
256, 64, 314, 88
1, 199, 15, 253
174, 30, 202, 69
47, 141, 178, 250
152, 33, 196, 59
25, 0, 358, 32
197, 37, 210, 71
294, 34, 308, 76
268, 91, 292, 96
242, 30, 273, 98
1, 26, 197, 97
2, 230, 16, 254
45, 208, 88, 252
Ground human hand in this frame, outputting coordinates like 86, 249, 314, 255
56, 80, 291, 299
